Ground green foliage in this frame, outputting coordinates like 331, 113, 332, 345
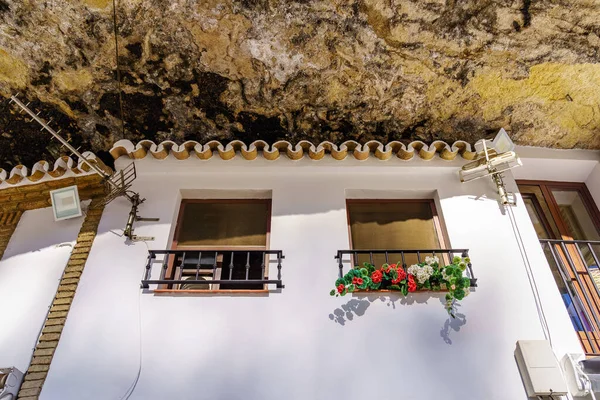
332, 255, 472, 318
357, 276, 371, 290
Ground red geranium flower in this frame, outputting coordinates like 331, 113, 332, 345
407, 274, 417, 292
356, 278, 364, 285
337, 284, 345, 294
385, 263, 396, 273
352, 277, 359, 284
372, 270, 383, 283
396, 267, 407, 282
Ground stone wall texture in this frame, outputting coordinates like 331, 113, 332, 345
1, 0, 599, 169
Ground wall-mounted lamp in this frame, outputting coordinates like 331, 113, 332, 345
460, 129, 522, 206
50, 185, 83, 221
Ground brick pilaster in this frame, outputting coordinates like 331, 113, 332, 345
17, 200, 105, 400
0, 211, 22, 260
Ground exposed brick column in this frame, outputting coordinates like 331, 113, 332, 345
0, 211, 23, 260
17, 201, 105, 400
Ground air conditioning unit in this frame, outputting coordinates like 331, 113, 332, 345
0, 367, 24, 400
562, 353, 600, 399
514, 340, 568, 397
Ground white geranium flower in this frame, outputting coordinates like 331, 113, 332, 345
425, 256, 439, 265
441, 269, 450, 281
410, 264, 434, 284
407, 264, 419, 276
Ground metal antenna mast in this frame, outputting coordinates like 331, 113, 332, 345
9, 95, 114, 184
7, 94, 158, 241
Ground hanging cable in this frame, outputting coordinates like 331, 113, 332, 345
506, 203, 553, 346
112, 0, 126, 136
116, 239, 149, 400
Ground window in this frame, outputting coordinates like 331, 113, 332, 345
346, 199, 448, 266
168, 199, 271, 291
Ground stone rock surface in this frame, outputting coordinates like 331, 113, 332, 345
0, 0, 599, 169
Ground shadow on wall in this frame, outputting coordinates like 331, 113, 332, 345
329, 294, 467, 344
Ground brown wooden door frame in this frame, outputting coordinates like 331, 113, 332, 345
517, 180, 600, 238
518, 180, 600, 354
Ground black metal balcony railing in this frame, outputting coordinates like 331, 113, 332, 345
539, 239, 600, 355
141, 250, 285, 290
334, 249, 477, 287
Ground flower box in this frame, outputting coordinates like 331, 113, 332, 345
330, 255, 472, 317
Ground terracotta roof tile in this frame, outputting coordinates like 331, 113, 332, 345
109, 139, 477, 162
0, 153, 100, 188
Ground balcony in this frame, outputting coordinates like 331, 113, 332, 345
334, 249, 477, 287
539, 239, 600, 355
333, 249, 476, 317
141, 250, 285, 290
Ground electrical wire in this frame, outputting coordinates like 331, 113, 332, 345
506, 203, 553, 346
117, 290, 142, 400
111, 0, 126, 136
116, 239, 149, 400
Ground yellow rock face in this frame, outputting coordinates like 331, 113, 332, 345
471, 64, 600, 148
81, 0, 111, 10
0, 49, 28, 89
53, 69, 94, 92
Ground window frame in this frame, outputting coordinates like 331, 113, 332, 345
517, 180, 600, 240
161, 198, 272, 293
345, 199, 450, 265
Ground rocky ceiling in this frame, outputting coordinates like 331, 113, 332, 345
0, 0, 599, 170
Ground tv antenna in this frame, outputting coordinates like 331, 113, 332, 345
8, 94, 158, 241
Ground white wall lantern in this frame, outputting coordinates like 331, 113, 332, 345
460, 128, 522, 206
50, 185, 83, 221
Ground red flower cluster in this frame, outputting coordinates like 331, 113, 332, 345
352, 277, 364, 285
392, 265, 407, 284
407, 274, 417, 292
385, 263, 396, 273
371, 270, 383, 283
337, 284, 345, 294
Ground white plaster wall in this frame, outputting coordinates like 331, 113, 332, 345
513, 146, 599, 183
586, 163, 600, 211
40, 155, 585, 400
0, 207, 83, 373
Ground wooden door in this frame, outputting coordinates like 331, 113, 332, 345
518, 181, 600, 355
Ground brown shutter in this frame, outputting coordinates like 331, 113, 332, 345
176, 201, 269, 247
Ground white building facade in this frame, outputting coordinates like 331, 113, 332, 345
1, 140, 600, 400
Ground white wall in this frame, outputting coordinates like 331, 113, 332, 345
0, 207, 83, 373
40, 155, 586, 400
586, 163, 600, 211
513, 145, 599, 183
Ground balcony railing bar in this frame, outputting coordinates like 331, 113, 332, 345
543, 241, 600, 353
335, 249, 477, 287
141, 250, 285, 289
540, 239, 600, 245
558, 242, 600, 333
540, 239, 600, 354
